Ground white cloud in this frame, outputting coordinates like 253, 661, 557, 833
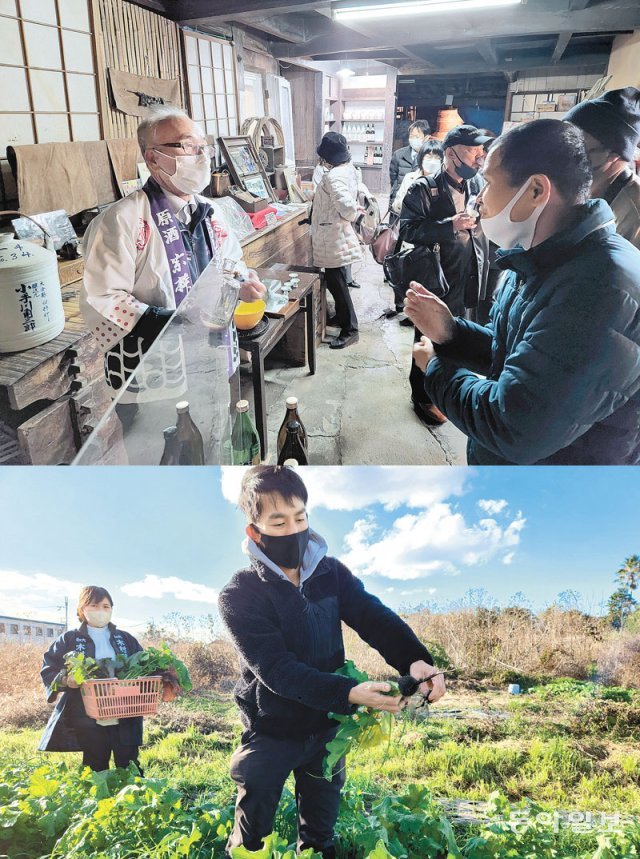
478, 499, 508, 515
121, 574, 218, 605
220, 466, 469, 513
339, 504, 526, 582
0, 570, 84, 623
503, 552, 515, 565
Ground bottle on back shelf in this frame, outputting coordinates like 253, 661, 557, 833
173, 401, 205, 465
277, 421, 309, 466
277, 396, 307, 458
230, 400, 261, 465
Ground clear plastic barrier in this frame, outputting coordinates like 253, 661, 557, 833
73, 259, 242, 465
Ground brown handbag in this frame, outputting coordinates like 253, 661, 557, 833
369, 211, 400, 264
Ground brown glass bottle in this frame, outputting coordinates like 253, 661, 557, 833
277, 420, 308, 465
277, 397, 308, 458
174, 401, 205, 465
159, 426, 179, 465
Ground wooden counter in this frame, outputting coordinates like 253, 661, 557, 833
240, 206, 313, 269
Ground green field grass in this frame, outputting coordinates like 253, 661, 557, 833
2, 680, 640, 858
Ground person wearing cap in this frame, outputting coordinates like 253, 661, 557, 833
565, 87, 640, 249
405, 119, 640, 465
389, 120, 431, 207
398, 124, 490, 426
311, 132, 361, 349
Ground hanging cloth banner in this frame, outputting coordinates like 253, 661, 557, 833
108, 68, 181, 118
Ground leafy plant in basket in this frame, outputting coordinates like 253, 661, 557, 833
52, 644, 192, 701
118, 643, 193, 696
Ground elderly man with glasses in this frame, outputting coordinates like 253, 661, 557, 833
81, 106, 265, 403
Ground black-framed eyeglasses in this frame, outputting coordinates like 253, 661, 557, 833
154, 142, 215, 158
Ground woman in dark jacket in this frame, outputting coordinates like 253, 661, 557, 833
39, 585, 144, 772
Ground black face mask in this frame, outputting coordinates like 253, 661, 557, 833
452, 151, 478, 181
256, 528, 310, 570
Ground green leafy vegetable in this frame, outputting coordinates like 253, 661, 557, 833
117, 644, 192, 692
230, 831, 321, 859
323, 661, 400, 781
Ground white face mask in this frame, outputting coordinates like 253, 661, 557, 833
409, 137, 423, 152
480, 178, 547, 250
153, 150, 211, 195
422, 157, 441, 175
84, 609, 112, 628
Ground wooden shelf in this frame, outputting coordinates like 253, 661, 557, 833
346, 139, 384, 144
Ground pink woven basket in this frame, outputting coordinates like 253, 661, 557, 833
81, 676, 163, 719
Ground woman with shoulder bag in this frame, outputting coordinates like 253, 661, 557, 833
38, 585, 145, 772
311, 132, 362, 349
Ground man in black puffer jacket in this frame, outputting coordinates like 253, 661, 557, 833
219, 466, 446, 859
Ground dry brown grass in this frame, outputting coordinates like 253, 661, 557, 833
343, 609, 640, 688
0, 690, 51, 730
597, 634, 640, 687
0, 642, 43, 694
0, 611, 637, 735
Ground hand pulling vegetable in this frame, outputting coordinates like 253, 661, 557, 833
322, 662, 445, 780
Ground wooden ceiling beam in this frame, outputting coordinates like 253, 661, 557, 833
269, 27, 382, 58
397, 50, 608, 77
551, 31, 573, 63
178, 0, 329, 25
476, 39, 498, 66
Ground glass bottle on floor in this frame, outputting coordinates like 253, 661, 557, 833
174, 401, 205, 465
277, 397, 308, 458
159, 426, 179, 465
277, 421, 308, 466
230, 400, 261, 465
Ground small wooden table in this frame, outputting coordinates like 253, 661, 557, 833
238, 267, 318, 459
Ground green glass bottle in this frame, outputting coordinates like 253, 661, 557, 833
230, 400, 261, 465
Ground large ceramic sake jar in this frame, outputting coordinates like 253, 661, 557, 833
0, 237, 65, 353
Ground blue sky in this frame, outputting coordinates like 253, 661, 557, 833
0, 466, 635, 634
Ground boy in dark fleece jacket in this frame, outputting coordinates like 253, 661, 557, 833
219, 466, 446, 858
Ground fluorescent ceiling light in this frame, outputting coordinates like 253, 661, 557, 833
336, 67, 356, 76
334, 0, 520, 21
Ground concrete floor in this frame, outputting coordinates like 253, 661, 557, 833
240, 250, 469, 466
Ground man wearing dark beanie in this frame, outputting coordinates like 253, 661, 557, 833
565, 87, 640, 249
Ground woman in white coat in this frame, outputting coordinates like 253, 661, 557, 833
311, 133, 362, 349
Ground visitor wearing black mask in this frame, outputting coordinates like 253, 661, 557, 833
565, 87, 640, 250
219, 465, 445, 859
399, 124, 490, 425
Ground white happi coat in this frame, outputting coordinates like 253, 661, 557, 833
81, 188, 248, 355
